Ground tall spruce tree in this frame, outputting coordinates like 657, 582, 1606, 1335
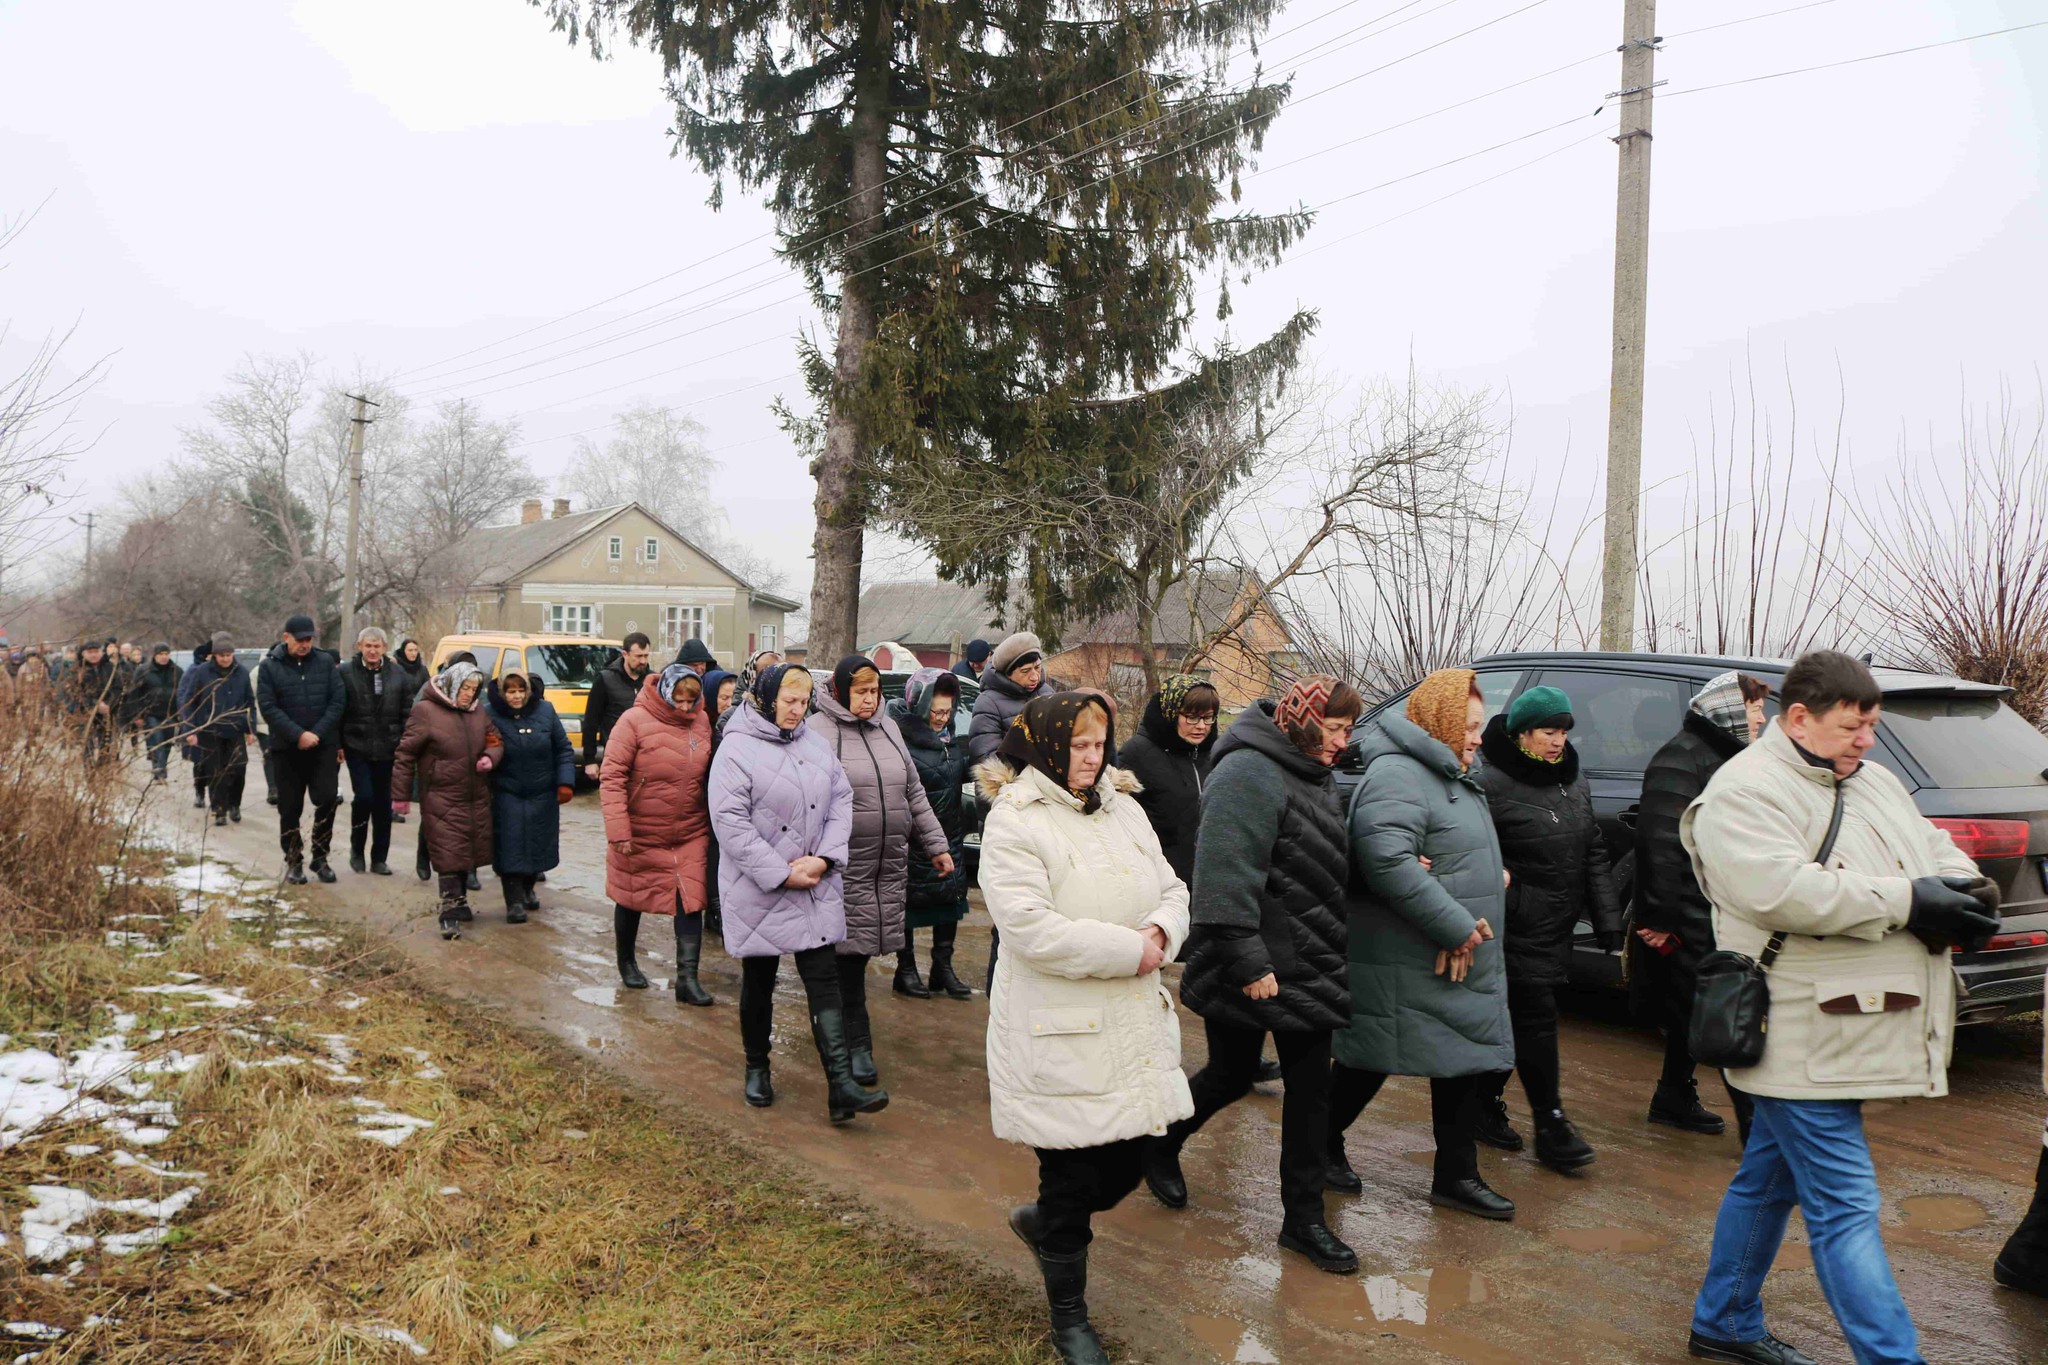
536, 0, 1314, 660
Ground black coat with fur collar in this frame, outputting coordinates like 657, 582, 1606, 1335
1472, 713, 1622, 986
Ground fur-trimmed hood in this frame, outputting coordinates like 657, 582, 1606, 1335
973, 755, 1142, 808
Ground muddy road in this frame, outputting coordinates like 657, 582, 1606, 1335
167, 789, 2048, 1364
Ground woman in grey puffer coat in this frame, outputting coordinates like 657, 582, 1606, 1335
812, 656, 951, 1088
1328, 668, 1516, 1222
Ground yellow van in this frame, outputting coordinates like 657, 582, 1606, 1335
428, 633, 622, 744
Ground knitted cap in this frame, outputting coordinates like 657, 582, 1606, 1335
1505, 685, 1574, 734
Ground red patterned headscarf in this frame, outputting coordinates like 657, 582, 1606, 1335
1276, 674, 1340, 756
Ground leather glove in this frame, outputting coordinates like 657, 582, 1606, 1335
1907, 875, 2001, 953
1595, 929, 1625, 953
556, 785, 574, 805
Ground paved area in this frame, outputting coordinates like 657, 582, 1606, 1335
162, 782, 2048, 1364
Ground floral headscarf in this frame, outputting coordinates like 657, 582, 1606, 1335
657, 662, 704, 708
998, 692, 1112, 814
432, 660, 485, 710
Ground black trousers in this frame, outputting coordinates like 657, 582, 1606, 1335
1328, 1063, 1485, 1188
1168, 1020, 1333, 1227
739, 946, 842, 1067
1658, 1001, 1756, 1142
273, 743, 341, 860
346, 755, 395, 863
1033, 1136, 1149, 1257
195, 733, 248, 815
836, 952, 873, 1047
1487, 976, 1562, 1115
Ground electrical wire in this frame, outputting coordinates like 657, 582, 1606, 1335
1654, 17, 2048, 102
1665, 0, 1841, 41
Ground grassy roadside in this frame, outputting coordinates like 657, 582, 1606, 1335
2, 844, 1054, 1364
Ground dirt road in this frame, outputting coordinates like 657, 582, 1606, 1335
169, 787, 2048, 1364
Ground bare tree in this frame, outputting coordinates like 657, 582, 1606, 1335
563, 403, 715, 540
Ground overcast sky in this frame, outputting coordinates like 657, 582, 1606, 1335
2, 0, 2042, 602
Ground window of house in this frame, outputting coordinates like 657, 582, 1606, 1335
644, 537, 659, 564
454, 601, 479, 634
758, 623, 777, 652
548, 604, 596, 636
660, 605, 709, 653
607, 536, 622, 561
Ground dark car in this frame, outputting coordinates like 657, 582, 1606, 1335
1337, 651, 2048, 1024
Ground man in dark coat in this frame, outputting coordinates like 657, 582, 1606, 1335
1471, 685, 1622, 1171
952, 638, 991, 682
134, 642, 184, 781
581, 631, 652, 780
1632, 670, 1767, 1142
64, 637, 124, 766
338, 626, 414, 877
671, 636, 718, 674
178, 634, 255, 823
257, 614, 346, 884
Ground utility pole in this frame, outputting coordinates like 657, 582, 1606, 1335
1598, 0, 1660, 652
337, 393, 380, 648
70, 511, 96, 591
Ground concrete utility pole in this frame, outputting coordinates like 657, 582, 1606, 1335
1598, 0, 1660, 652
337, 393, 379, 648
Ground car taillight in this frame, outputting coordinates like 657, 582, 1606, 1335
1930, 818, 2031, 861
1987, 931, 2048, 951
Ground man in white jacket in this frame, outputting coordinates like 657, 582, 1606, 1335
1681, 650, 2000, 1365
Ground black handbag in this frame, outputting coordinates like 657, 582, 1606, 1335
1687, 783, 1846, 1070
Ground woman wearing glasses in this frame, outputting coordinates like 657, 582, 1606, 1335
1116, 676, 1220, 892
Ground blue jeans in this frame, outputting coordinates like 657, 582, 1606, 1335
1692, 1096, 1924, 1365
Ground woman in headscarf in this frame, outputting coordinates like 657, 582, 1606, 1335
483, 667, 574, 925
1632, 670, 1769, 1143
709, 663, 884, 1123
890, 668, 974, 999
700, 667, 738, 937
977, 693, 1190, 1365
395, 638, 431, 693
1116, 675, 1220, 891
1327, 669, 1516, 1221
1471, 685, 1622, 1170
810, 655, 951, 1084
720, 649, 781, 742
392, 661, 499, 940
602, 663, 718, 1003
1145, 676, 1364, 1272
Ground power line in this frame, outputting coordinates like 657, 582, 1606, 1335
1658, 17, 2048, 102
1664, 0, 1841, 41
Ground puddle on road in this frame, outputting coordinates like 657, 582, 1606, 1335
1553, 1227, 1668, 1253
1185, 1315, 1279, 1363
1900, 1194, 1987, 1232
572, 986, 618, 1008
1363, 1268, 1491, 1325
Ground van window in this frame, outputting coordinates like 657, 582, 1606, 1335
526, 644, 622, 691
1532, 670, 1692, 776
467, 647, 501, 677
1880, 695, 2048, 790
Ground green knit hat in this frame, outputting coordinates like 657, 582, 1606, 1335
1505, 685, 1575, 735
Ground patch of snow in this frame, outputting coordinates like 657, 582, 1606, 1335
397, 1047, 444, 1081
348, 1098, 435, 1147
491, 1325, 519, 1350
335, 995, 367, 1011
110, 1150, 205, 1179
437, 1186, 462, 1197
105, 931, 157, 949
3, 1325, 63, 1344
130, 982, 249, 1010
159, 861, 252, 897
62, 1145, 101, 1158
99, 1119, 172, 1146
570, 986, 617, 1008
560, 1128, 588, 1141
360, 1324, 429, 1356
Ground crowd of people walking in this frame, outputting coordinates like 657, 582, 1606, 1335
15, 620, 2048, 1365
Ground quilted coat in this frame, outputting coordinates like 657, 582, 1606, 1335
967, 667, 1057, 760
812, 684, 949, 956
338, 655, 415, 763
1472, 715, 1623, 987
707, 696, 854, 957
891, 697, 973, 927
1179, 700, 1351, 1033
977, 758, 1194, 1150
392, 676, 496, 874
1117, 694, 1216, 888
485, 680, 574, 878
1331, 713, 1514, 1079
256, 641, 344, 751
601, 673, 715, 915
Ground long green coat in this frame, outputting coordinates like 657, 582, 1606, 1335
1331, 712, 1514, 1079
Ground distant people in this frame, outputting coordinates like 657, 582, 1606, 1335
257, 614, 345, 885
338, 627, 413, 877
671, 637, 717, 675
13, 648, 49, 725
722, 649, 781, 741
600, 664, 716, 1003
393, 660, 498, 939
395, 637, 431, 694
968, 632, 1057, 761
485, 666, 574, 925
979, 693, 1189, 1365
889, 668, 975, 1000
175, 641, 211, 806
1632, 670, 1769, 1142
1149, 677, 1363, 1273
811, 655, 952, 1084
582, 631, 652, 782
708, 663, 880, 1122
1683, 650, 1995, 1365
1116, 675, 1220, 893
65, 637, 123, 765
700, 667, 738, 936
1328, 668, 1516, 1222
133, 643, 184, 782
1471, 686, 1622, 1170
952, 637, 991, 682
177, 635, 255, 825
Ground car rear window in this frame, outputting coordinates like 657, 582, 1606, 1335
1879, 695, 2048, 790
1533, 670, 1694, 776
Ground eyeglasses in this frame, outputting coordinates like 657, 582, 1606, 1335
1180, 714, 1217, 727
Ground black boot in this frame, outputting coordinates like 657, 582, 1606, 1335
674, 930, 714, 1007
614, 907, 648, 989
1142, 1137, 1188, 1209
1278, 1220, 1359, 1274
1254, 1055, 1284, 1085
1686, 1330, 1819, 1364
1534, 1110, 1596, 1172
465, 869, 481, 891
1475, 1093, 1525, 1151
811, 1008, 888, 1124
744, 1063, 774, 1108
1009, 1206, 1112, 1365
349, 834, 367, 875
1430, 1175, 1516, 1221
1325, 1141, 1363, 1194
927, 933, 973, 999
845, 1002, 879, 1087
503, 876, 528, 925
436, 877, 464, 941
1995, 1146, 2048, 1296
311, 859, 337, 884
416, 846, 431, 881
1650, 1078, 1727, 1135
892, 946, 931, 999
283, 831, 307, 885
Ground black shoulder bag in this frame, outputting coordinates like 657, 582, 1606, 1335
1687, 783, 1846, 1070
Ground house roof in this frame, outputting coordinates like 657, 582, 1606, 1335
455, 501, 798, 610
853, 580, 1017, 650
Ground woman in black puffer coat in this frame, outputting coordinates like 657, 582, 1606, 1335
890, 668, 976, 1001
1117, 675, 1218, 890
1472, 685, 1622, 1173
1145, 677, 1365, 1275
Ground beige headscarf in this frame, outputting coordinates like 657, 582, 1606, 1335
1406, 668, 1478, 766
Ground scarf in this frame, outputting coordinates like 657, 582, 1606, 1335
1690, 670, 1754, 745
487, 669, 544, 720
701, 668, 736, 717
658, 662, 704, 710
831, 654, 879, 707
432, 660, 484, 710
998, 692, 1111, 814
735, 649, 778, 698
1275, 673, 1341, 756
1407, 668, 1478, 766
752, 662, 812, 736
903, 666, 957, 723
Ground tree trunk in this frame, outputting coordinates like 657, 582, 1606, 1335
1135, 592, 1160, 695
803, 0, 893, 664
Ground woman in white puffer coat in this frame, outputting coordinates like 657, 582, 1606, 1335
977, 692, 1189, 1365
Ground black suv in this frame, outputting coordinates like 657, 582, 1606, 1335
1337, 651, 2048, 1023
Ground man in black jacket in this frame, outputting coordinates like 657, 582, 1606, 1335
179, 634, 256, 824
257, 614, 346, 884
337, 626, 413, 876
581, 631, 651, 780
65, 637, 124, 766
134, 642, 185, 781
